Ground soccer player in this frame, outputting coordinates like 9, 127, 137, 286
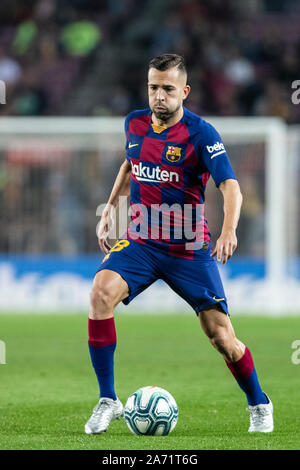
85, 54, 273, 434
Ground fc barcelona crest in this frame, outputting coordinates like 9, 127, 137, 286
166, 146, 182, 163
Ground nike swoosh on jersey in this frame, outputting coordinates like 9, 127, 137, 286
129, 143, 139, 148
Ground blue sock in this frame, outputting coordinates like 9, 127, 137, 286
89, 343, 117, 400
226, 346, 268, 406
237, 368, 268, 406
88, 317, 117, 400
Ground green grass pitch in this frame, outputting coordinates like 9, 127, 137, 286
0, 312, 299, 450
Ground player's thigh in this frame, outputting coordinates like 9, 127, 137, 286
98, 239, 160, 306
90, 269, 129, 315
161, 248, 229, 315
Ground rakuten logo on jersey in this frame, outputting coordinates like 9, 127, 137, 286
131, 161, 179, 183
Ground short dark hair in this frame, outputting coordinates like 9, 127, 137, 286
148, 54, 187, 76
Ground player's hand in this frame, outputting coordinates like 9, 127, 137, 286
211, 229, 237, 265
97, 207, 115, 254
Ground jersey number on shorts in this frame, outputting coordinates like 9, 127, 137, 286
102, 239, 130, 263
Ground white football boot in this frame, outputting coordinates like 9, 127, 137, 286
85, 397, 124, 434
247, 394, 274, 433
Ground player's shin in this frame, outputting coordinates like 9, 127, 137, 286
88, 317, 117, 400
225, 346, 268, 406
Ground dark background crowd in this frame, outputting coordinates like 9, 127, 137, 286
0, 0, 300, 122
0, 0, 299, 258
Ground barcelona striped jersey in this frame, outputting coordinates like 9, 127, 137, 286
124, 106, 237, 259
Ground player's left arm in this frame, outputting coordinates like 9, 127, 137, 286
211, 178, 243, 265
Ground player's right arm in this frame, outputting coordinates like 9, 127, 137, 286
97, 160, 131, 254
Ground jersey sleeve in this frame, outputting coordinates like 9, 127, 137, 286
197, 121, 237, 187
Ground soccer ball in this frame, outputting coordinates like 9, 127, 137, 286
124, 386, 178, 436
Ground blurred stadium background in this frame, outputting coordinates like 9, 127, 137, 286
0, 0, 300, 315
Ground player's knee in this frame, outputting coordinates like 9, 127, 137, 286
90, 283, 115, 315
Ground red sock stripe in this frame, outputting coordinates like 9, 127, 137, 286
88, 317, 116, 348
225, 346, 254, 382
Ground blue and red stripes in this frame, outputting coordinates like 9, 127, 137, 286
124, 108, 212, 257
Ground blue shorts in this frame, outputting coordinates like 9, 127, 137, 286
97, 239, 229, 316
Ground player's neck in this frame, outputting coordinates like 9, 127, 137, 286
151, 107, 184, 128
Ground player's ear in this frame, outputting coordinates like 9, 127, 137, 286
183, 85, 191, 101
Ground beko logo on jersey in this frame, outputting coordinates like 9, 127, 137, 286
131, 161, 179, 183
206, 141, 226, 159
206, 142, 225, 153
